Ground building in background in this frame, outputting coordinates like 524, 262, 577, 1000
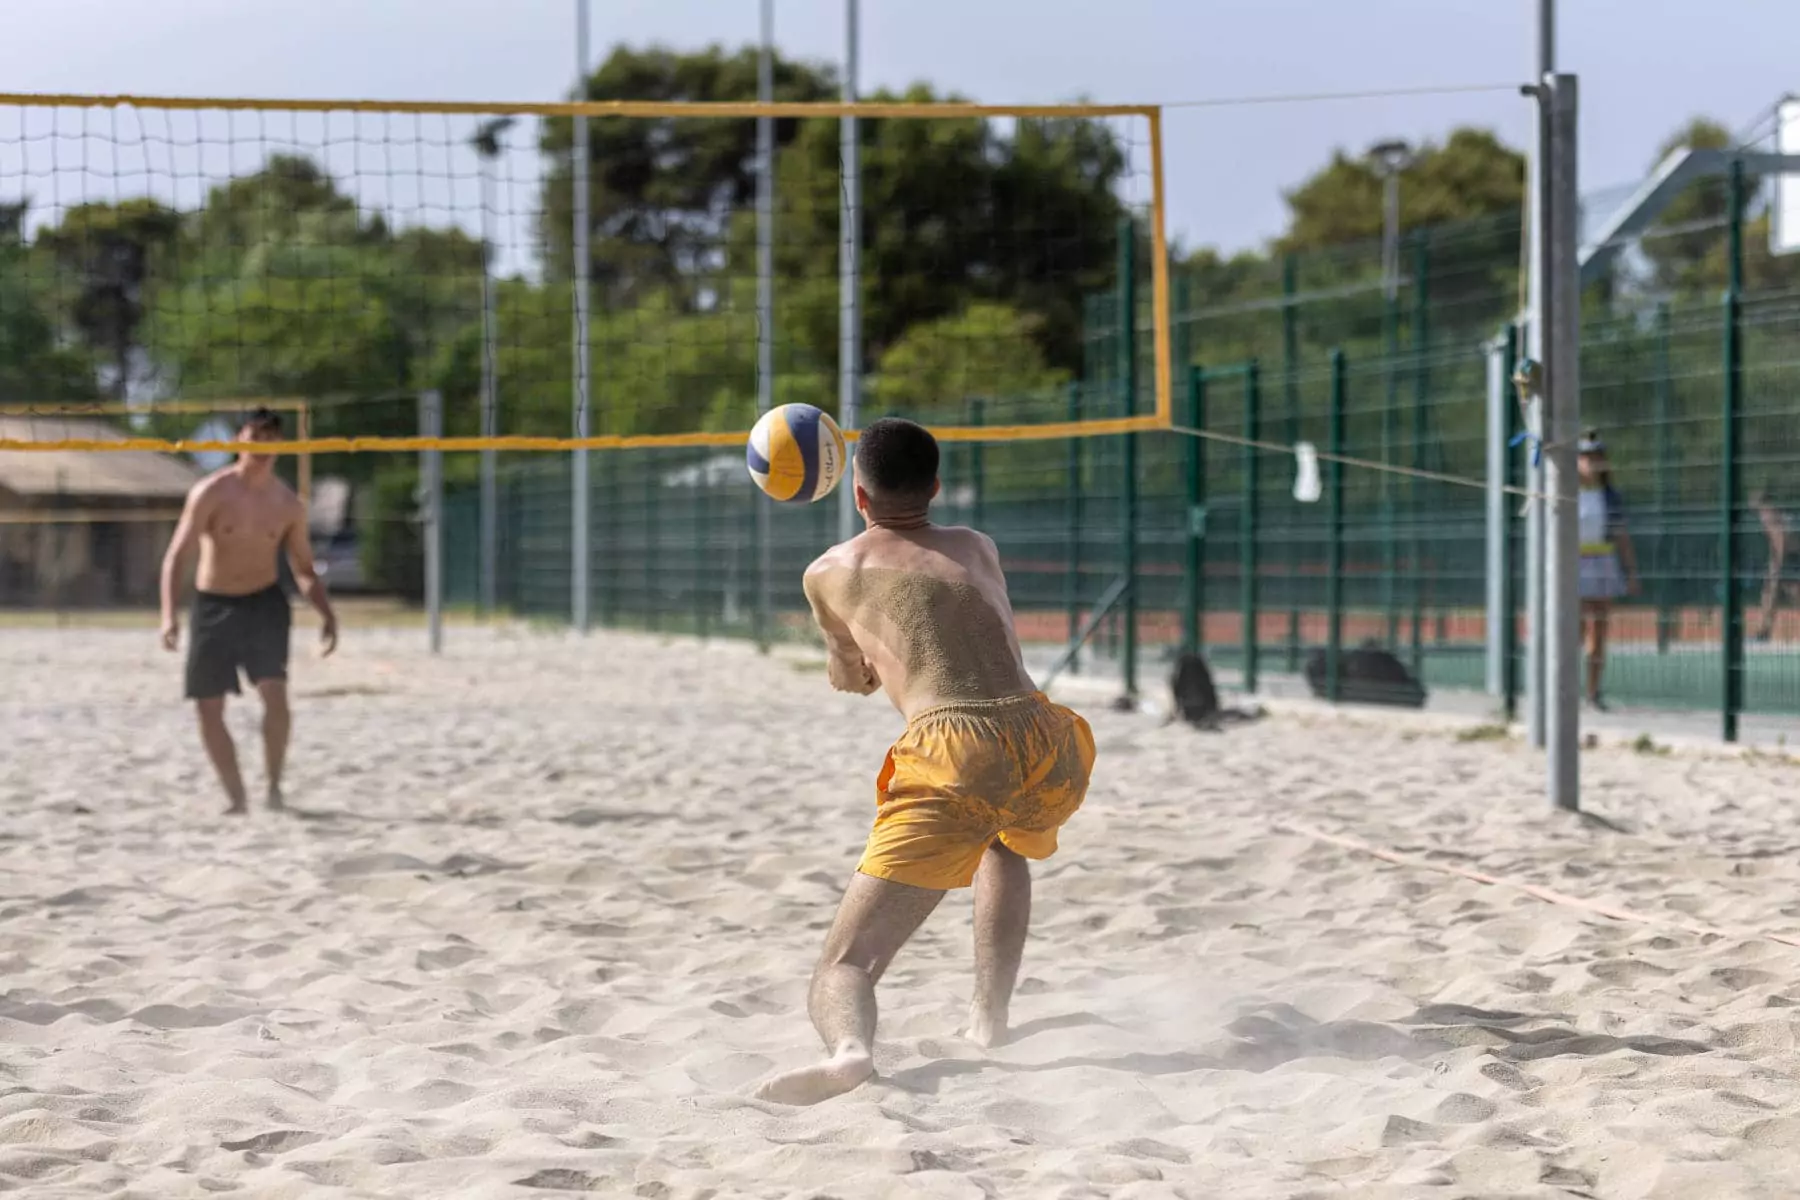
0, 416, 200, 607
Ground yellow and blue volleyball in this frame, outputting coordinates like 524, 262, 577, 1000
746, 404, 847, 503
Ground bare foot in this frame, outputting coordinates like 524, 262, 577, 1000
266, 787, 285, 813
964, 1002, 1009, 1049
223, 800, 249, 817
752, 1046, 875, 1106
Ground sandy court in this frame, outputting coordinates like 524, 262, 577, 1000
6, 623, 1800, 1198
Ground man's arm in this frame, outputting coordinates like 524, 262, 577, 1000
803, 567, 878, 695
159, 482, 210, 649
282, 500, 338, 657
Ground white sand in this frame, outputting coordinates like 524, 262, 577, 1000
5, 623, 1800, 1198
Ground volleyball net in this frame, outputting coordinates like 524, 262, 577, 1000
0, 92, 1169, 458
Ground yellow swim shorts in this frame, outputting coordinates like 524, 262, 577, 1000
858, 692, 1095, 890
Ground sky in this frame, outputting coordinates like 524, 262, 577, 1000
1, 0, 1796, 262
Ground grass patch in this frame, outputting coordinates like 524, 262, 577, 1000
1456, 723, 1512, 743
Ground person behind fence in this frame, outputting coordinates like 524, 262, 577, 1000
752, 416, 1096, 1107
1576, 431, 1639, 711
1751, 490, 1798, 642
159, 408, 338, 815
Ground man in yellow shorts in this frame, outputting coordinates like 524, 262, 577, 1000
753, 417, 1095, 1106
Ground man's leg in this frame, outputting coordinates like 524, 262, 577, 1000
195, 697, 248, 815
754, 872, 943, 1106
255, 679, 290, 809
968, 840, 1031, 1048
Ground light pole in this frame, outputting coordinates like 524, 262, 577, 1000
1367, 138, 1414, 648
472, 116, 514, 619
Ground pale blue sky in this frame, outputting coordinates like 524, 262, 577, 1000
2, 0, 1796, 256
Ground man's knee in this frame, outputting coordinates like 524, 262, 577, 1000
195, 698, 228, 728
257, 681, 290, 714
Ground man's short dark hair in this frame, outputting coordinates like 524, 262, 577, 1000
242, 407, 283, 435
855, 417, 938, 500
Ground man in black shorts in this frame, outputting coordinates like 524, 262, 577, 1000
159, 409, 337, 814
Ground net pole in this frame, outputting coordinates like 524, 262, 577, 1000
571, 0, 593, 633
1524, 0, 1554, 748
755, 0, 775, 649
421, 390, 444, 655
1543, 73, 1581, 811
296, 404, 313, 510
479, 140, 500, 618
1118, 217, 1139, 702
837, 0, 861, 544
1485, 331, 1508, 696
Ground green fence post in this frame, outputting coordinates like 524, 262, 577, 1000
1282, 254, 1302, 671
1327, 349, 1347, 702
1722, 159, 1746, 741
644, 455, 658, 631
1118, 216, 1139, 699
1410, 235, 1430, 671
1183, 366, 1207, 654
1501, 325, 1520, 721
1065, 382, 1083, 673
694, 458, 709, 639
1382, 259, 1400, 650
969, 396, 986, 531
1241, 361, 1261, 693
1653, 301, 1674, 654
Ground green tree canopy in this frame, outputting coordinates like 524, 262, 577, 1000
538, 44, 839, 303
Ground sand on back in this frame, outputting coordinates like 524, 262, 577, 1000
808, 527, 1035, 716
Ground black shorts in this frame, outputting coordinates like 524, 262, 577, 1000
185, 584, 292, 700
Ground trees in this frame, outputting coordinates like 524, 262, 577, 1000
537, 44, 839, 302
1278, 129, 1524, 253
37, 199, 180, 401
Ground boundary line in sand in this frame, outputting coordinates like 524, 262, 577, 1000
1280, 823, 1800, 951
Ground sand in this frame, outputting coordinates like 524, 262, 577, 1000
5, 623, 1800, 1199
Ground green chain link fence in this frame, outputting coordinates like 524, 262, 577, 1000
443, 201, 1800, 737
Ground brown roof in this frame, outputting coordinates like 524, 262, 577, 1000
0, 416, 205, 500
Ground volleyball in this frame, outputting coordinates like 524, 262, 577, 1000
746, 403, 847, 503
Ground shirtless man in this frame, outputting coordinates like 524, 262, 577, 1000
753, 417, 1095, 1107
159, 408, 337, 815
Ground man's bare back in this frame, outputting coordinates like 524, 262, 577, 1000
803, 524, 1035, 720
753, 418, 1094, 1108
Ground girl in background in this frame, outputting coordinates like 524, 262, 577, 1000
1577, 432, 1639, 710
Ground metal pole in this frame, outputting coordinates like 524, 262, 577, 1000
478, 136, 501, 618
571, 0, 592, 631
1525, 0, 1555, 747
1381, 171, 1401, 649
1411, 235, 1430, 667
1501, 324, 1521, 720
756, 0, 775, 648
1241, 362, 1261, 692
1327, 349, 1347, 701
421, 390, 444, 655
1485, 331, 1508, 697
1653, 301, 1673, 654
1281, 254, 1301, 670
1119, 217, 1139, 701
837, 0, 861, 542
1065, 382, 1083, 674
1543, 72, 1581, 811
1722, 157, 1746, 741
1183, 366, 1206, 654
